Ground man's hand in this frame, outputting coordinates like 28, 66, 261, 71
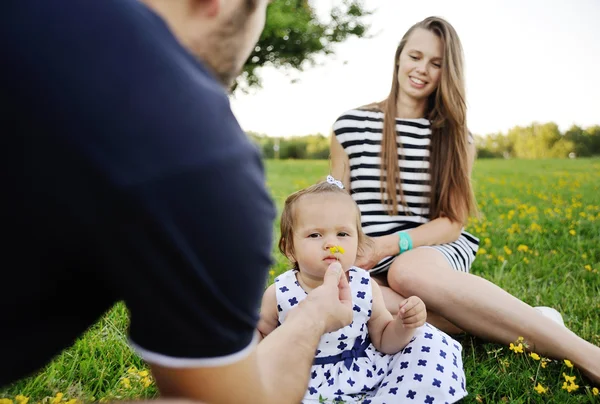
397, 296, 427, 329
288, 261, 353, 333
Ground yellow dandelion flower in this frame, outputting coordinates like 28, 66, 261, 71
329, 246, 345, 254
484, 238, 491, 246
477, 248, 487, 255
530, 223, 542, 232
569, 229, 576, 236
503, 246, 512, 255
269, 270, 275, 276
541, 360, 548, 368
517, 336, 524, 342
509, 343, 524, 353
562, 381, 579, 392
138, 370, 149, 377
52, 393, 64, 404
581, 253, 588, 259
529, 352, 540, 360
564, 359, 574, 368
498, 255, 505, 262
127, 366, 137, 374
143, 377, 152, 388
15, 396, 28, 404
121, 378, 131, 389
563, 373, 576, 383
592, 387, 599, 396
523, 257, 529, 264
584, 265, 592, 272
517, 244, 529, 252
533, 383, 547, 394
0, 399, 14, 404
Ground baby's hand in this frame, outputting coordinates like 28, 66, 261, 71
397, 296, 426, 328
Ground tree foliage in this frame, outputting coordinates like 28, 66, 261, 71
236, 0, 371, 91
474, 123, 600, 159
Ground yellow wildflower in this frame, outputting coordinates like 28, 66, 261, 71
563, 373, 576, 383
592, 387, 599, 396
127, 366, 137, 374
65, 400, 78, 404
121, 378, 131, 389
533, 383, 547, 394
15, 396, 28, 404
569, 229, 576, 236
269, 270, 275, 276
329, 246, 345, 254
484, 238, 491, 246
143, 377, 152, 388
562, 381, 579, 392
138, 370, 149, 377
584, 265, 592, 272
517, 336, 524, 342
0, 399, 14, 404
581, 253, 588, 259
523, 257, 529, 264
564, 359, 574, 368
509, 343, 524, 353
529, 352, 540, 360
52, 393, 63, 404
541, 360, 548, 368
517, 244, 529, 252
503, 246, 512, 255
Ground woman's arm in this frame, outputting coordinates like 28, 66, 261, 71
356, 138, 477, 269
329, 132, 351, 191
355, 218, 463, 269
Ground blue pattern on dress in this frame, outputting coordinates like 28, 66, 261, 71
274, 267, 468, 403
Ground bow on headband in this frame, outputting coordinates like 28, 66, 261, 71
326, 175, 344, 190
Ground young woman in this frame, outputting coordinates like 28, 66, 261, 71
329, 16, 600, 384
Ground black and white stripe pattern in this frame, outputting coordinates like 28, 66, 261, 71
333, 109, 479, 274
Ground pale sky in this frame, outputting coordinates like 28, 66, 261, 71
230, 0, 600, 138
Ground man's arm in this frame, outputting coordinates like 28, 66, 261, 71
148, 263, 352, 404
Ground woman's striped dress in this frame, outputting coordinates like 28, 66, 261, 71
333, 108, 479, 274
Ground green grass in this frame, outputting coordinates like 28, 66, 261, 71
2, 159, 599, 403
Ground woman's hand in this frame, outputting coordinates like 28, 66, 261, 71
355, 236, 383, 270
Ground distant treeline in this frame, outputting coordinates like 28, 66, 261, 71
248, 122, 600, 160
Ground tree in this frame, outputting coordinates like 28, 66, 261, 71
564, 125, 591, 157
584, 125, 600, 156
235, 0, 371, 91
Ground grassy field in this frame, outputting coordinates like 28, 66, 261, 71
2, 158, 599, 403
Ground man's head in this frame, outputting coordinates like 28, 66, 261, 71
143, 0, 270, 89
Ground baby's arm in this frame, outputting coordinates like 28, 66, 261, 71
257, 284, 279, 341
367, 281, 426, 355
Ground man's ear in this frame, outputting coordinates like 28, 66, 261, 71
192, 0, 220, 18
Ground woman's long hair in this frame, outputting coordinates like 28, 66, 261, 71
365, 16, 476, 224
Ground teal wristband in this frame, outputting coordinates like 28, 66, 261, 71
397, 231, 413, 254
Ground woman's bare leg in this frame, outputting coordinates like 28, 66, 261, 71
372, 274, 464, 335
385, 248, 600, 383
